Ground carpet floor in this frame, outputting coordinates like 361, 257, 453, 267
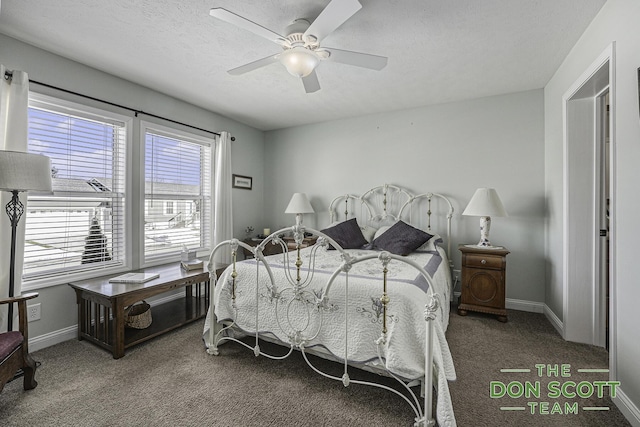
0, 307, 631, 426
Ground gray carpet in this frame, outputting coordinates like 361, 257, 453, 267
0, 307, 631, 426
446, 309, 630, 427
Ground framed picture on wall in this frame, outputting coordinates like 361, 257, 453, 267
232, 174, 252, 190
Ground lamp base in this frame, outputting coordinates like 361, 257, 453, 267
477, 216, 492, 247
5, 190, 25, 331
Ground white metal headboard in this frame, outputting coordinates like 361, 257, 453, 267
328, 184, 454, 259
399, 192, 454, 259
328, 184, 411, 224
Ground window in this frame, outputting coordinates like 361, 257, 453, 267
163, 201, 175, 215
142, 122, 212, 261
24, 95, 127, 281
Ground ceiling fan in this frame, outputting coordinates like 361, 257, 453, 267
209, 0, 388, 93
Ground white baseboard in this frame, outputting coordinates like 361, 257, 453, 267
452, 292, 544, 314
28, 291, 187, 352
543, 304, 564, 337
147, 290, 185, 306
506, 297, 544, 313
614, 387, 640, 427
29, 325, 77, 353
450, 294, 566, 336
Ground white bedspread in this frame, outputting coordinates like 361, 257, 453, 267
203, 245, 457, 426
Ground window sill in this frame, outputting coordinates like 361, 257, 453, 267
22, 250, 211, 291
21, 264, 132, 291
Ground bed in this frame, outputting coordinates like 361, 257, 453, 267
203, 184, 457, 427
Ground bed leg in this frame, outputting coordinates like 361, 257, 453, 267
207, 314, 222, 355
207, 277, 221, 356
420, 295, 439, 427
207, 326, 221, 355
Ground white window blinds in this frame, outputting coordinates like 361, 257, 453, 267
24, 97, 127, 280
143, 125, 212, 260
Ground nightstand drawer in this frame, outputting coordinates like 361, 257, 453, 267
464, 254, 503, 269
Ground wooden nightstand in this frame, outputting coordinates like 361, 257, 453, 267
283, 235, 318, 249
458, 244, 509, 322
241, 238, 284, 258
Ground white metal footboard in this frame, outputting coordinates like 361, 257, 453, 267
206, 224, 440, 427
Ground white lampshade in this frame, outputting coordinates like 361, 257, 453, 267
285, 193, 315, 214
0, 150, 52, 192
462, 188, 508, 217
279, 47, 320, 78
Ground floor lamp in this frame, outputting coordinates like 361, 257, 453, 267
0, 151, 52, 331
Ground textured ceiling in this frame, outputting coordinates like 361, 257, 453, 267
0, 0, 607, 131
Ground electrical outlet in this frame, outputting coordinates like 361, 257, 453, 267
453, 269, 461, 282
27, 303, 41, 322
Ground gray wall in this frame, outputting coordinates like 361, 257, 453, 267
544, 0, 640, 420
0, 34, 266, 340
264, 89, 545, 304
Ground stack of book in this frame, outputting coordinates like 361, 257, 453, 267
181, 259, 204, 271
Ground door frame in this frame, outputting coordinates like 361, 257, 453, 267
594, 87, 609, 348
561, 43, 616, 370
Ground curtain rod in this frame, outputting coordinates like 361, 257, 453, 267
3, 69, 234, 141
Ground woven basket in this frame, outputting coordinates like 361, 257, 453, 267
125, 301, 152, 329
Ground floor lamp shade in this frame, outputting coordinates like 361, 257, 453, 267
462, 188, 507, 247
0, 151, 52, 192
0, 150, 52, 331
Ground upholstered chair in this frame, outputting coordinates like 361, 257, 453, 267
0, 292, 38, 392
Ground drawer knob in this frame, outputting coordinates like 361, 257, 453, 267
481, 259, 487, 265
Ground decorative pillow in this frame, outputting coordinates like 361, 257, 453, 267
320, 218, 368, 250
370, 220, 433, 256
373, 225, 392, 240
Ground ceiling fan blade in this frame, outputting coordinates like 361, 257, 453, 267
210, 8, 285, 45
302, 70, 321, 93
228, 54, 280, 75
324, 48, 388, 70
303, 0, 362, 43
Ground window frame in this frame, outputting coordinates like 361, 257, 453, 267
139, 120, 214, 267
22, 92, 133, 291
163, 201, 176, 215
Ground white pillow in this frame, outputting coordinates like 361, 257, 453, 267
360, 224, 378, 242
416, 233, 443, 252
373, 225, 392, 240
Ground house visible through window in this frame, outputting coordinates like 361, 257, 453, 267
22, 96, 214, 285
24, 94, 127, 280
143, 122, 212, 261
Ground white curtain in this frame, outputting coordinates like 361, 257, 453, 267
212, 131, 233, 266
0, 66, 30, 332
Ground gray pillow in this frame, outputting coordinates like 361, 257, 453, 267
370, 220, 433, 256
320, 218, 368, 250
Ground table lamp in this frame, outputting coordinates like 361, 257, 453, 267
462, 188, 507, 248
285, 193, 314, 226
0, 151, 52, 331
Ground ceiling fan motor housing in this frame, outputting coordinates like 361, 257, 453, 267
285, 19, 310, 37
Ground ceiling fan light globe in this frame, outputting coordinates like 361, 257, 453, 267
280, 47, 320, 78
